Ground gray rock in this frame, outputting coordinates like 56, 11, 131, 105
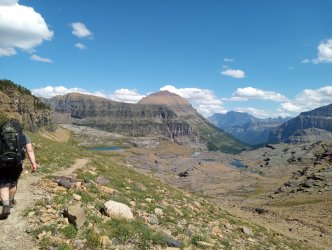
63, 204, 86, 229
162, 235, 182, 248
96, 175, 111, 185
147, 214, 159, 225
57, 178, 72, 189
241, 226, 254, 236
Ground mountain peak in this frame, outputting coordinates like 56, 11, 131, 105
138, 91, 193, 116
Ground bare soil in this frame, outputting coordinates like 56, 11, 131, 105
0, 157, 89, 250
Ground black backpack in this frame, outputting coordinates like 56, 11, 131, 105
0, 120, 26, 169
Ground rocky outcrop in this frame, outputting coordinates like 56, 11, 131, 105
274, 142, 332, 194
285, 128, 332, 143
269, 104, 332, 143
46, 93, 199, 143
0, 80, 53, 131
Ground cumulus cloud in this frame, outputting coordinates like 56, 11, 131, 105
279, 86, 332, 113
234, 107, 272, 119
71, 22, 92, 38
0, 0, 18, 6
230, 87, 288, 102
32, 86, 107, 99
75, 43, 86, 49
221, 69, 245, 78
30, 54, 52, 63
110, 88, 145, 103
0, 1, 53, 57
160, 85, 226, 116
312, 38, 332, 64
301, 59, 310, 64
32, 85, 145, 104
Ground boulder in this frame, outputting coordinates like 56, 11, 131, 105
154, 208, 163, 216
147, 214, 159, 225
241, 226, 254, 236
96, 176, 111, 185
104, 200, 134, 219
63, 204, 86, 229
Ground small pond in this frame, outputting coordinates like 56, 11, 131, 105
230, 159, 248, 169
88, 146, 124, 151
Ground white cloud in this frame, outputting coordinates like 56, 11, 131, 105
230, 87, 288, 102
279, 86, 332, 113
0, 1, 53, 57
221, 69, 245, 78
32, 85, 145, 104
234, 107, 271, 119
160, 85, 226, 116
110, 88, 145, 103
279, 102, 303, 113
224, 58, 234, 62
75, 43, 86, 49
30, 54, 52, 63
0, 0, 18, 6
312, 38, 332, 64
32, 86, 107, 99
70, 22, 92, 38
301, 59, 310, 64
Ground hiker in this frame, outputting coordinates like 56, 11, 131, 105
0, 119, 37, 219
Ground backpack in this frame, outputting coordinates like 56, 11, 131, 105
0, 120, 26, 169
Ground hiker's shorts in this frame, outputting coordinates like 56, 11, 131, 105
0, 165, 23, 188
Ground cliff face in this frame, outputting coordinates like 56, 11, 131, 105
0, 80, 53, 131
269, 104, 332, 143
47, 93, 199, 142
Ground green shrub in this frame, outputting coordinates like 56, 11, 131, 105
61, 224, 77, 239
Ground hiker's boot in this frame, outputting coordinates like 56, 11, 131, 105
0, 205, 11, 219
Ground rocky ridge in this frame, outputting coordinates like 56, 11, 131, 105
46, 92, 200, 146
269, 103, 332, 143
0, 80, 53, 131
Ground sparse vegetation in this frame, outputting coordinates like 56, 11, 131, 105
22, 127, 311, 249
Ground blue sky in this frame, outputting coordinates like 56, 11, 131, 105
0, 0, 331, 118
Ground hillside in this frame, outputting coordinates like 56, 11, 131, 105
139, 91, 247, 153
0, 126, 312, 249
269, 103, 332, 143
0, 79, 53, 131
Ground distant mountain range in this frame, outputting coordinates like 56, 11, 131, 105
208, 111, 291, 145
46, 91, 247, 153
269, 103, 332, 143
209, 103, 332, 145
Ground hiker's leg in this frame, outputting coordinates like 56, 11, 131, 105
0, 186, 11, 218
0, 186, 9, 206
0, 186, 10, 202
9, 182, 17, 202
9, 166, 22, 206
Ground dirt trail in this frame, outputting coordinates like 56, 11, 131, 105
0, 158, 89, 250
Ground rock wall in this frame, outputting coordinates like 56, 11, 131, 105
269, 104, 332, 143
47, 93, 199, 142
0, 86, 53, 131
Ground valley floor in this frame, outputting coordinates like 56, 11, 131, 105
65, 124, 332, 249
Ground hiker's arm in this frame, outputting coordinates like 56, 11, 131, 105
26, 143, 37, 172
